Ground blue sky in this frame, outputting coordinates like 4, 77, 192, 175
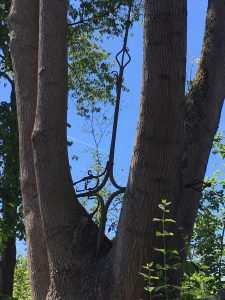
2, 0, 225, 253
68, 0, 224, 187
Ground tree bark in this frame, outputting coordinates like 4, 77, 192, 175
111, 1, 187, 299
8, 1, 50, 299
0, 237, 16, 296
174, 0, 225, 258
7, 0, 225, 299
32, 1, 107, 298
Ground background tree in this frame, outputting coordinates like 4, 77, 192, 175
13, 255, 31, 300
0, 0, 22, 296
0, 0, 139, 296
187, 134, 225, 295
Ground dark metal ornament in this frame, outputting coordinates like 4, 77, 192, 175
73, 3, 133, 254
73, 6, 132, 199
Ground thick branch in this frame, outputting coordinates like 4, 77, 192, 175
112, 1, 187, 299
8, 1, 50, 299
175, 0, 225, 254
32, 1, 111, 298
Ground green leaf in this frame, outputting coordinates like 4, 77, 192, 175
202, 276, 213, 282
158, 204, 166, 211
150, 276, 159, 280
153, 285, 167, 292
153, 218, 162, 222
139, 272, 150, 279
144, 287, 155, 292
163, 231, 174, 236
200, 264, 210, 270
164, 218, 176, 223
161, 199, 167, 205
169, 285, 183, 290
153, 248, 166, 254
156, 231, 164, 237
182, 262, 198, 276
169, 249, 179, 255
156, 264, 164, 270
156, 231, 174, 237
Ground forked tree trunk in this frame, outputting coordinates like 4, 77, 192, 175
10, 1, 110, 299
7, 0, 225, 299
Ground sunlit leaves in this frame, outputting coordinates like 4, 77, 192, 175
13, 256, 31, 300
68, 0, 143, 118
0, 101, 23, 247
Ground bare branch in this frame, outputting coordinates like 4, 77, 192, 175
0, 71, 13, 85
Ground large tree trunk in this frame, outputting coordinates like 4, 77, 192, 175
10, 1, 110, 299
8, 1, 50, 299
7, 0, 225, 299
111, 1, 187, 299
32, 1, 96, 298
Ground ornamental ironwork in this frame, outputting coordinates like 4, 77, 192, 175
73, 3, 133, 254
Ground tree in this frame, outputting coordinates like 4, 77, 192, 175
0, 1, 22, 296
188, 135, 225, 294
13, 255, 31, 300
0, 0, 131, 296
0, 87, 20, 297
7, 1, 225, 300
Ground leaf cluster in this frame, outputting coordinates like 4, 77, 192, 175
141, 199, 220, 300
0, 101, 24, 251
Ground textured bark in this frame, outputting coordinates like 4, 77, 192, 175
32, 1, 105, 298
111, 1, 187, 299
8, 1, 50, 299
0, 237, 16, 296
174, 0, 225, 257
7, 0, 225, 299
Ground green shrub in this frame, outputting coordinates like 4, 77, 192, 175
13, 255, 31, 300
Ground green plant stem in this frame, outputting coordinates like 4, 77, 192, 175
218, 222, 225, 283
162, 210, 168, 300
149, 269, 152, 300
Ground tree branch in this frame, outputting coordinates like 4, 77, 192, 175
111, 1, 187, 299
175, 0, 225, 255
8, 1, 50, 298
0, 71, 13, 85
68, 12, 110, 27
